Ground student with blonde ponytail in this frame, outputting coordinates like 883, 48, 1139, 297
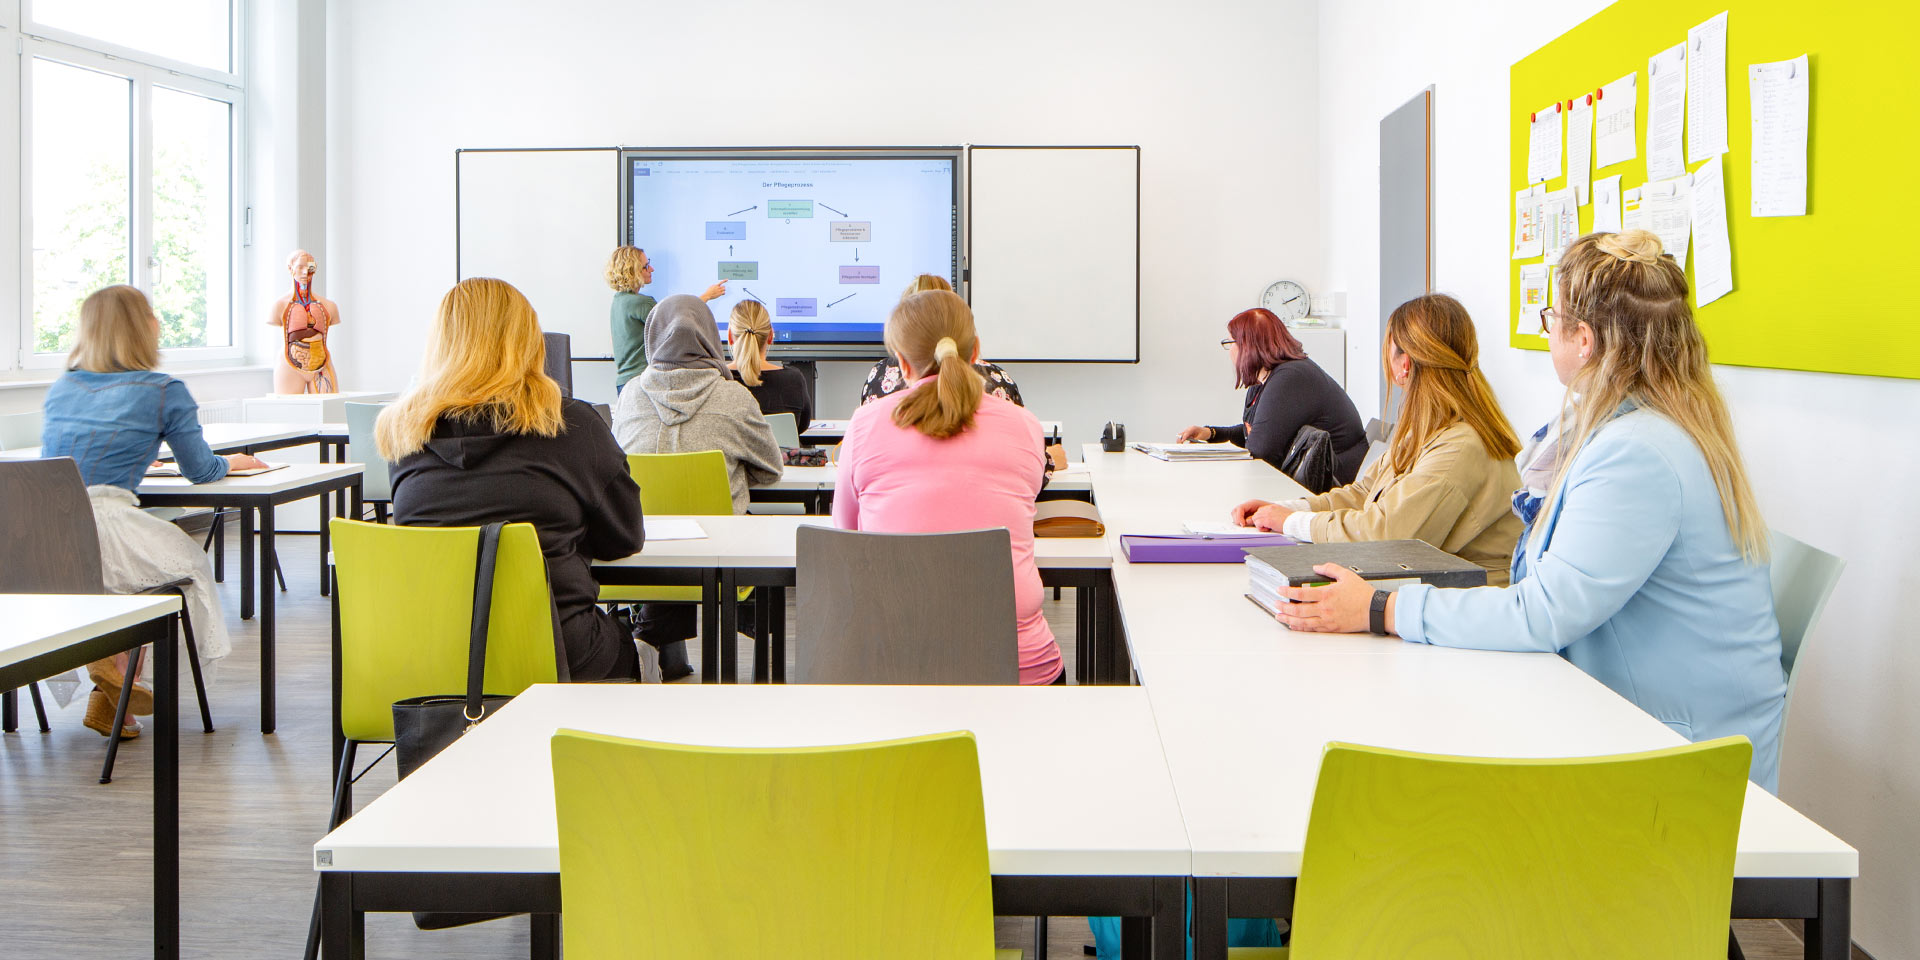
726, 299, 813, 428
1273, 230, 1788, 791
1227, 294, 1525, 584
859, 274, 1026, 406
834, 290, 1064, 684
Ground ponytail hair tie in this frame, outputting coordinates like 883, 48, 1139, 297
934, 337, 960, 362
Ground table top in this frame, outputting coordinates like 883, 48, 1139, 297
1135, 651, 1857, 879
0, 421, 321, 461
595, 515, 1111, 569
136, 462, 364, 499
0, 594, 181, 670
806, 418, 1063, 439
315, 683, 1191, 877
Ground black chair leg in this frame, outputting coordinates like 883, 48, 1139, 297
274, 553, 288, 592
303, 740, 360, 960
178, 603, 214, 733
27, 683, 50, 732
206, 511, 226, 582
1728, 926, 1745, 960
100, 646, 145, 784
2, 689, 14, 732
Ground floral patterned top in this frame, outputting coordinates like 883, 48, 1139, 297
858, 358, 1024, 407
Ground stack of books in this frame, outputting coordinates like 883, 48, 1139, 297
1242, 540, 1488, 615
1129, 441, 1251, 462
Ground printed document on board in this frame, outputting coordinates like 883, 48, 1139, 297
1528, 102, 1563, 184
1519, 264, 1551, 335
1749, 55, 1810, 217
1623, 186, 1647, 233
1542, 188, 1579, 266
1686, 11, 1731, 162
1513, 185, 1546, 259
1595, 73, 1638, 168
1645, 175, 1693, 266
1647, 43, 1689, 181
1689, 154, 1733, 307
1568, 94, 1595, 205
1593, 175, 1624, 233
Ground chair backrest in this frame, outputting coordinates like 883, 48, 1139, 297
765, 411, 801, 448
1290, 737, 1752, 960
543, 332, 573, 397
625, 451, 734, 515
795, 526, 1018, 684
1357, 417, 1392, 477
552, 728, 996, 960
1767, 528, 1845, 718
0, 458, 107, 593
0, 410, 44, 450
343, 402, 394, 502
330, 518, 561, 743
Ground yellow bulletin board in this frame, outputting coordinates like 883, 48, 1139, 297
1509, 0, 1920, 380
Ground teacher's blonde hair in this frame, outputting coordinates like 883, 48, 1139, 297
69, 285, 161, 373
885, 290, 983, 439
377, 278, 564, 460
1550, 229, 1766, 560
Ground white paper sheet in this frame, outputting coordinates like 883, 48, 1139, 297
1645, 175, 1693, 265
1567, 94, 1595, 205
1689, 154, 1733, 307
644, 517, 709, 541
1686, 11, 1731, 162
1528, 102, 1563, 184
1593, 175, 1624, 233
1750, 54, 1810, 217
1595, 73, 1639, 168
1648, 43, 1689, 181
1623, 186, 1647, 233
1542, 188, 1580, 266
1519, 264, 1552, 336
1512, 185, 1546, 259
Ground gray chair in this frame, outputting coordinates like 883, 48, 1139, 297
795, 526, 1018, 684
0, 458, 213, 780
765, 412, 801, 449
344, 402, 393, 522
543, 332, 573, 397
1357, 417, 1393, 478
1768, 529, 1845, 731
0, 410, 43, 450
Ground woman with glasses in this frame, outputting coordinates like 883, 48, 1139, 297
605, 246, 729, 395
1177, 306, 1366, 488
1273, 230, 1786, 792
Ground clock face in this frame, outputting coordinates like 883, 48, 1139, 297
1261, 280, 1311, 321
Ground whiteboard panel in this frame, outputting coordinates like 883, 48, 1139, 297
967, 147, 1138, 362
457, 149, 620, 357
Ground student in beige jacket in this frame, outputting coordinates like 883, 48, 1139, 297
1229, 294, 1524, 585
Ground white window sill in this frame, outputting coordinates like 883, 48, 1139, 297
0, 363, 276, 391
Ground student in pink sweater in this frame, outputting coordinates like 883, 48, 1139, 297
833, 290, 1065, 685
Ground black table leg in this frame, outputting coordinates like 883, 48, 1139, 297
530, 913, 559, 960
1152, 876, 1185, 960
213, 512, 225, 582
349, 480, 364, 531
700, 570, 720, 684
320, 871, 365, 960
1121, 917, 1147, 959
260, 505, 277, 734
1191, 878, 1228, 960
153, 614, 179, 959
1805, 879, 1851, 960
240, 506, 255, 621
719, 568, 739, 684
318, 444, 332, 597
770, 586, 787, 684
1075, 586, 1093, 685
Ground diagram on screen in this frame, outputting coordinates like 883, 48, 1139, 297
628, 157, 957, 344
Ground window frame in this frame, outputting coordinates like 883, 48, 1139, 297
9, 1, 246, 372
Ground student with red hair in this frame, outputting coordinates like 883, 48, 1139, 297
1178, 307, 1366, 487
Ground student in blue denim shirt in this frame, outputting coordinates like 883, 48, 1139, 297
39, 285, 264, 738
1272, 231, 1786, 793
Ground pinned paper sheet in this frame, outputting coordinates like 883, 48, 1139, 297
1750, 55, 1809, 217
1686, 11, 1730, 163
644, 517, 709, 541
1645, 175, 1693, 266
1567, 94, 1595, 205
1595, 73, 1638, 168
1594, 176, 1624, 233
1623, 186, 1648, 233
1542, 188, 1579, 266
1513, 185, 1546, 259
1528, 101, 1563, 183
1519, 264, 1551, 336
1690, 154, 1733, 307
1647, 43, 1688, 182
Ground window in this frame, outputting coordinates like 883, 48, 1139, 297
8, 1, 243, 371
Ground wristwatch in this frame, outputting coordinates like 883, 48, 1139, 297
1368, 589, 1392, 636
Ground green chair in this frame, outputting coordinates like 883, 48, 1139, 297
1767, 529, 1844, 733
551, 728, 1020, 960
1229, 736, 1752, 960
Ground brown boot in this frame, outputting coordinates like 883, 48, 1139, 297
86, 655, 154, 716
82, 688, 141, 739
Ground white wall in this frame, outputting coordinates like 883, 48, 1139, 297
322, 0, 1323, 448
1317, 1, 1920, 955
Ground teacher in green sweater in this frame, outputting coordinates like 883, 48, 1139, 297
605, 245, 728, 393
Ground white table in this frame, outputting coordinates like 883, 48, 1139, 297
593, 515, 1118, 683
804, 418, 1063, 444
0, 420, 322, 461
1, 594, 183, 958
315, 683, 1191, 959
137, 463, 365, 733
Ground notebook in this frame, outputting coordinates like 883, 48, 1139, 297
145, 462, 289, 478
1033, 500, 1105, 538
1129, 441, 1251, 462
1242, 540, 1486, 613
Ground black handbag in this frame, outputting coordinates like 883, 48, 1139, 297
391, 521, 515, 782
1280, 423, 1338, 495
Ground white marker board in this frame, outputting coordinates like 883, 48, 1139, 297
456, 148, 621, 357
967, 146, 1139, 362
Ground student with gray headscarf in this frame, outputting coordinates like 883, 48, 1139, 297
613, 294, 783, 676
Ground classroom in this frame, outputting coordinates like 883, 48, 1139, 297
2, 0, 1915, 957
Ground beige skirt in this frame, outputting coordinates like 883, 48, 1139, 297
88, 485, 232, 664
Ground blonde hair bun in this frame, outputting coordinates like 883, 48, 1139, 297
1596, 230, 1664, 264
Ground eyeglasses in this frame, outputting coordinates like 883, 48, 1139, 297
1539, 306, 1560, 335
639, 260, 654, 271
1219, 338, 1236, 351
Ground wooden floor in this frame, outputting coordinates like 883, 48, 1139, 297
1, 525, 1813, 958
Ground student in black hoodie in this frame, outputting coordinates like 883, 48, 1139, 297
377, 277, 649, 682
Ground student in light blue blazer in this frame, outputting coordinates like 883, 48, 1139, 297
1273, 230, 1786, 792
